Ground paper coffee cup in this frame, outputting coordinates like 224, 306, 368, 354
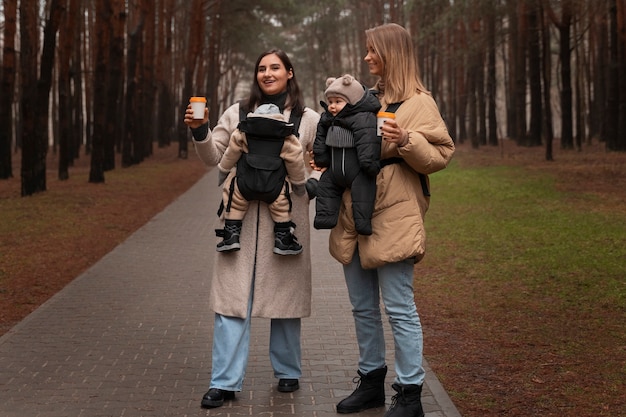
190, 97, 207, 119
377, 111, 396, 136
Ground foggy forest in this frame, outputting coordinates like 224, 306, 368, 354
1, 0, 625, 196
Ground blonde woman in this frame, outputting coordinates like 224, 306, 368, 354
330, 24, 455, 417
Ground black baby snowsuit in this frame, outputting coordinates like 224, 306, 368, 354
313, 89, 381, 235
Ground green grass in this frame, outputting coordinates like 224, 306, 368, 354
425, 161, 626, 310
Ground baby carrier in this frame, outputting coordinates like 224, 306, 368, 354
219, 103, 303, 216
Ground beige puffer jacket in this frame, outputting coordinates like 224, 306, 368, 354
329, 91, 455, 269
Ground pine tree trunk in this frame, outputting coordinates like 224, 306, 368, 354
58, 0, 80, 180
90, 0, 111, 183
20, 0, 42, 195
527, 2, 543, 147
559, 2, 574, 149
0, 0, 17, 179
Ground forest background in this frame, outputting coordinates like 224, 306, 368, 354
1, 1, 625, 416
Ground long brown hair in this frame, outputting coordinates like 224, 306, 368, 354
365, 23, 428, 104
246, 49, 304, 117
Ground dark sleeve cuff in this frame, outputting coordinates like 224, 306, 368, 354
191, 123, 209, 141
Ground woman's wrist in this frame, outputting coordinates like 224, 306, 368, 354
398, 129, 409, 147
190, 123, 209, 141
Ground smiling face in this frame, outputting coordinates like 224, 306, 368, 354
256, 53, 293, 96
364, 42, 384, 77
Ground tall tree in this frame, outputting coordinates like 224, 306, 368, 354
178, 0, 204, 158
548, 0, 575, 149
122, 1, 145, 167
58, 0, 81, 180
20, 0, 65, 195
486, 0, 499, 146
606, 0, 626, 151
89, 0, 112, 183
103, 0, 126, 171
139, 0, 156, 161
19, 0, 40, 194
70, 2, 85, 161
455, 17, 468, 143
206, 0, 221, 131
526, 1, 543, 146
156, 0, 176, 149
617, 0, 626, 150
513, 0, 529, 144
0, 0, 17, 179
540, 2, 555, 160
591, 1, 609, 143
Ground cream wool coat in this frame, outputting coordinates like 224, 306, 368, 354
329, 91, 455, 269
193, 102, 320, 319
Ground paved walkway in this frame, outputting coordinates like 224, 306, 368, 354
0, 171, 462, 417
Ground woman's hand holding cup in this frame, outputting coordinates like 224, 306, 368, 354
184, 97, 209, 128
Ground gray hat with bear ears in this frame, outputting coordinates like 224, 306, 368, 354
324, 74, 365, 105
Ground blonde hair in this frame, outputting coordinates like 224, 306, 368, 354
365, 23, 428, 104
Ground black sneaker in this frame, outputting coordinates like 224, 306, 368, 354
273, 230, 303, 255
201, 388, 236, 408
277, 378, 300, 392
216, 220, 242, 252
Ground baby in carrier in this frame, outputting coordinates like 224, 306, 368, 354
216, 103, 306, 255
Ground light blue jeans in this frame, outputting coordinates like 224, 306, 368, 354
209, 282, 302, 391
343, 248, 425, 386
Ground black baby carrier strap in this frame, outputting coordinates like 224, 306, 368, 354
379, 102, 430, 197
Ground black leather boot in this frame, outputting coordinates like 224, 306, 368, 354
384, 383, 424, 417
273, 221, 303, 255
336, 366, 387, 413
216, 219, 242, 252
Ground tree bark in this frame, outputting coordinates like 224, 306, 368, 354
140, 0, 156, 160
103, 0, 126, 171
551, 1, 574, 149
486, 1, 499, 146
616, 0, 626, 150
123, 4, 144, 167
0, 0, 17, 179
19, 0, 39, 195
21, 0, 65, 195
178, 0, 205, 158
58, 0, 80, 180
89, 0, 111, 183
540, 3, 555, 161
514, 0, 528, 144
527, 1, 543, 146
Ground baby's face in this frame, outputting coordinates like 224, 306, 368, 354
327, 96, 347, 116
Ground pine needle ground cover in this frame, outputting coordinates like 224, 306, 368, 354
0, 147, 207, 335
1, 141, 625, 416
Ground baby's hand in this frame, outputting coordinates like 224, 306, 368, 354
308, 150, 325, 172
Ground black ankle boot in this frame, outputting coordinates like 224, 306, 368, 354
216, 219, 242, 252
384, 383, 424, 417
273, 221, 303, 255
336, 366, 387, 414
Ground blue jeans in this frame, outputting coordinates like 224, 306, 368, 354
209, 283, 302, 391
343, 248, 425, 386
